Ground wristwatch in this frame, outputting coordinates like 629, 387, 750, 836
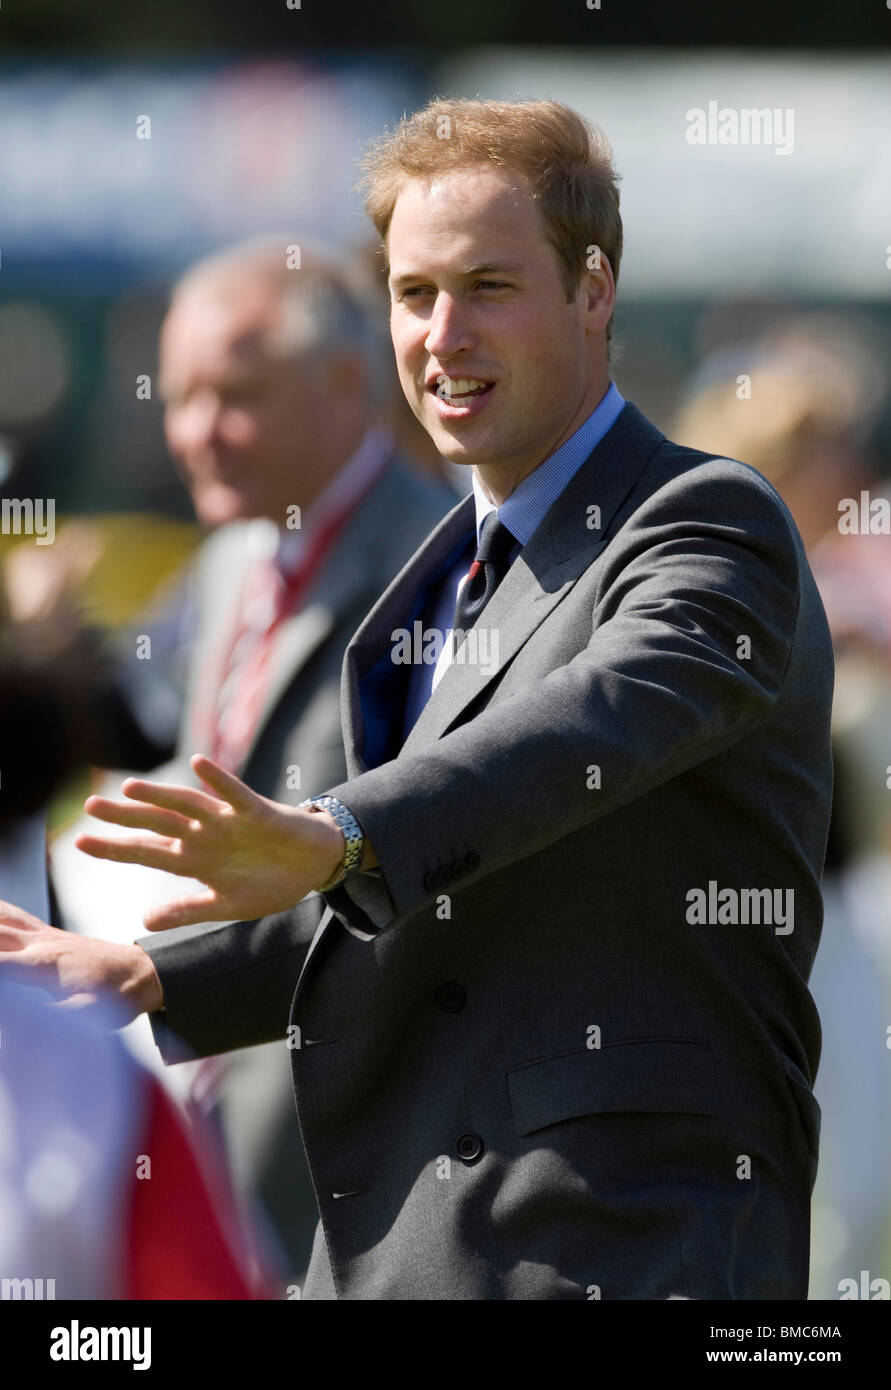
299, 794, 365, 891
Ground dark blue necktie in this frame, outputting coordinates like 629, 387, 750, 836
452, 511, 517, 653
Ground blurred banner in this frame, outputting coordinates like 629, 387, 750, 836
0, 57, 424, 286
439, 51, 891, 297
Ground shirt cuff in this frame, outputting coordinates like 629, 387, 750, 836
335, 865, 397, 932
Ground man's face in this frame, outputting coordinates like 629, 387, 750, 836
387, 166, 610, 488
159, 281, 334, 529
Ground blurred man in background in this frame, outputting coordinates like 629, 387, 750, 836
44, 237, 457, 1291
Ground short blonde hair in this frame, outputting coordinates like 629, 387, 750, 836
672, 325, 881, 485
361, 97, 622, 330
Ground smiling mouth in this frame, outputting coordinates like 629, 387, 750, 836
431, 375, 495, 402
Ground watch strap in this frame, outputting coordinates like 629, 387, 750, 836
299, 794, 364, 891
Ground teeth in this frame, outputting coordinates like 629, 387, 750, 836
435, 375, 490, 399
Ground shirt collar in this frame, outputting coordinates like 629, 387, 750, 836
471, 381, 625, 547
274, 425, 394, 576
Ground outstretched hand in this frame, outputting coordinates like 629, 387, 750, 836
75, 754, 346, 931
0, 899, 163, 1022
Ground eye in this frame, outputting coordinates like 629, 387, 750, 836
401, 286, 434, 299
473, 280, 510, 291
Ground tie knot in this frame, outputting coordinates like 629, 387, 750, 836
476, 511, 516, 566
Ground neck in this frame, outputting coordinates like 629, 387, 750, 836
269, 415, 371, 522
473, 372, 611, 506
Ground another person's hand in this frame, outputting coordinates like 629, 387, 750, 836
75, 754, 347, 931
3, 521, 103, 623
0, 900, 163, 1021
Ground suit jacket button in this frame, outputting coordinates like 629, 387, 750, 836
455, 1133, 484, 1163
434, 983, 465, 1012
465, 852, 480, 871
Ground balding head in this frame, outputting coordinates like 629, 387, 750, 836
170, 237, 386, 372
159, 237, 388, 529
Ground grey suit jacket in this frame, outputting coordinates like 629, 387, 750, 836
143, 401, 834, 1300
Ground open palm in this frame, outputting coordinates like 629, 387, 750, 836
75, 755, 343, 931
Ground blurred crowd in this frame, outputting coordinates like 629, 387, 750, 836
673, 316, 891, 1298
0, 233, 888, 1298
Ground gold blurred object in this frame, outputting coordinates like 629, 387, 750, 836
671, 322, 883, 487
0, 513, 200, 628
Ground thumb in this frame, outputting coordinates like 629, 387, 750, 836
143, 891, 222, 932
54, 993, 99, 1011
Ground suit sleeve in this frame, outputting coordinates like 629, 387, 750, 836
320, 461, 807, 940
139, 893, 326, 1062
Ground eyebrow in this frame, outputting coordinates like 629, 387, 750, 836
159, 364, 261, 403
389, 261, 525, 291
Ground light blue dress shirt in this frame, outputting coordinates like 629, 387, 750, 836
402, 381, 626, 738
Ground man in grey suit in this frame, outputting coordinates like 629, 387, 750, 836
2, 98, 834, 1299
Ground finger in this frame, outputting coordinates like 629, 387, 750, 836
54, 994, 98, 1012
84, 796, 195, 838
0, 901, 41, 930
120, 778, 226, 822
74, 833, 189, 875
190, 755, 261, 813
0, 958, 55, 989
0, 931, 29, 951
143, 892, 223, 932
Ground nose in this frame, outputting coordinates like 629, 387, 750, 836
424, 292, 475, 360
167, 389, 222, 454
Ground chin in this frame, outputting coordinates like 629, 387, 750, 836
194, 492, 253, 530
428, 421, 491, 461
441, 437, 502, 470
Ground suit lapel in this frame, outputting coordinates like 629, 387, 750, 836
181, 526, 259, 756
344, 402, 665, 766
339, 492, 476, 776
236, 548, 367, 767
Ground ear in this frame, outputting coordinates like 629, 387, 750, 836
318, 349, 369, 400
581, 253, 615, 337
